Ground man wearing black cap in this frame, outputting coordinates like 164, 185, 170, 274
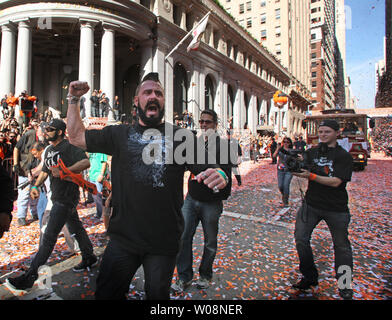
293, 120, 353, 299
6, 118, 97, 291
291, 119, 354, 300
65, 73, 228, 300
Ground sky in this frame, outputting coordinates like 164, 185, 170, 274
345, 0, 385, 108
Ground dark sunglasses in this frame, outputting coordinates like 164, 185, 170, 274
199, 120, 214, 124
45, 127, 56, 132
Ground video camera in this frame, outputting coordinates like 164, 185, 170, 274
20, 98, 34, 112
282, 149, 307, 173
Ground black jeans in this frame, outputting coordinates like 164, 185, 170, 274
95, 239, 177, 300
294, 203, 353, 282
29, 201, 95, 275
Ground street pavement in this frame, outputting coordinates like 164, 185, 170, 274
0, 153, 391, 301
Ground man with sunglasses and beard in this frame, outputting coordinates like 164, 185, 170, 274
6, 119, 97, 291
65, 73, 228, 300
172, 110, 233, 293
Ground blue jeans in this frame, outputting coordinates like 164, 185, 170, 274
91, 180, 103, 218
95, 239, 176, 300
176, 194, 223, 282
277, 170, 293, 195
28, 201, 95, 275
16, 176, 38, 219
294, 203, 353, 282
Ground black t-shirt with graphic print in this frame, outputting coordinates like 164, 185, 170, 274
304, 144, 353, 212
85, 122, 214, 256
42, 139, 87, 207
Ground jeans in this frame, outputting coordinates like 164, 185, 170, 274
176, 194, 223, 283
28, 201, 94, 275
294, 203, 353, 282
91, 180, 103, 218
277, 170, 293, 195
16, 176, 38, 219
95, 239, 177, 300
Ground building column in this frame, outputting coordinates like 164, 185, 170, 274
199, 71, 206, 113
215, 72, 224, 125
0, 23, 17, 97
189, 63, 200, 125
140, 40, 154, 82
100, 25, 116, 121
233, 85, 242, 130
222, 81, 228, 129
165, 54, 174, 124
249, 94, 258, 134
48, 59, 60, 111
14, 20, 32, 96
79, 20, 96, 118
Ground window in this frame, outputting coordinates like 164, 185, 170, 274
311, 43, 316, 49
247, 17, 252, 28
261, 29, 267, 40
275, 26, 281, 37
260, 1, 266, 7
275, 8, 281, 19
312, 81, 317, 88
246, 1, 252, 11
239, 3, 244, 13
311, 52, 317, 59
312, 71, 317, 78
275, 43, 281, 55
311, 33, 316, 40
312, 61, 317, 68
260, 13, 266, 23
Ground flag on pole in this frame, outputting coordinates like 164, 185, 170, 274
186, 14, 210, 52
165, 11, 211, 61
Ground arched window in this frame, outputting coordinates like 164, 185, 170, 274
173, 63, 188, 120
205, 75, 215, 110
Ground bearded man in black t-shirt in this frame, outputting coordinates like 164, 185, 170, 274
6, 119, 97, 292
64, 73, 228, 300
291, 119, 354, 300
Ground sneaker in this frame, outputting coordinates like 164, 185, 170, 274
292, 278, 318, 291
339, 288, 353, 300
5, 273, 38, 291
18, 218, 27, 226
171, 279, 192, 293
72, 256, 98, 272
196, 277, 211, 289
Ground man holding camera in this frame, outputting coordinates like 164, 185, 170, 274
291, 119, 354, 300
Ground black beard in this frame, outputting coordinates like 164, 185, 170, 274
137, 101, 164, 128
47, 131, 59, 142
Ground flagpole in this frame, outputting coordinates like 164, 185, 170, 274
165, 11, 211, 61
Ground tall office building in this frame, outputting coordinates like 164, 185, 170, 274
310, 0, 342, 111
224, 0, 312, 96
376, 0, 392, 108
335, 0, 347, 108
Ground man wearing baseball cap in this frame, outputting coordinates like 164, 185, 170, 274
291, 119, 354, 300
6, 118, 97, 291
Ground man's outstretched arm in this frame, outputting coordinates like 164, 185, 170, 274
66, 81, 90, 150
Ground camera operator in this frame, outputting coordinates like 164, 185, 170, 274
272, 137, 294, 207
291, 119, 354, 300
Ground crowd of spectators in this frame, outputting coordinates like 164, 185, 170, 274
369, 117, 392, 156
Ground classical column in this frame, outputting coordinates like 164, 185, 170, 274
140, 40, 154, 82
249, 94, 257, 134
165, 54, 174, 124
199, 71, 206, 113
221, 81, 228, 129
100, 26, 115, 121
233, 86, 242, 130
79, 21, 96, 118
48, 59, 60, 111
189, 63, 200, 125
0, 23, 17, 97
14, 20, 32, 96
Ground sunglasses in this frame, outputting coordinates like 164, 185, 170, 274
45, 127, 56, 132
199, 120, 214, 124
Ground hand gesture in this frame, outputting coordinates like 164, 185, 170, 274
69, 81, 90, 98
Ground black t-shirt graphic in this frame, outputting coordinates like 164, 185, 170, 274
304, 145, 353, 212
85, 123, 215, 255
42, 139, 87, 207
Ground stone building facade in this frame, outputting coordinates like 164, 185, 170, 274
0, 0, 309, 136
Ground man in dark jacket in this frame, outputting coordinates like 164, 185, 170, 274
172, 110, 233, 292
